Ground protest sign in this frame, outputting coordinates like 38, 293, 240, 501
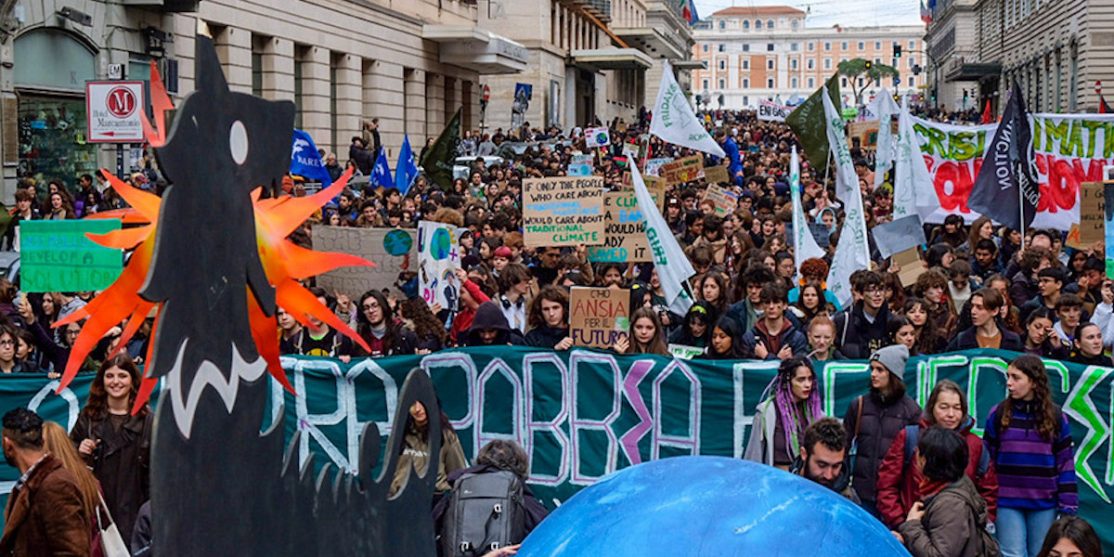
588, 182, 665, 262
756, 99, 792, 122
6, 348, 1113, 552
1072, 182, 1106, 247
523, 176, 605, 247
1105, 182, 1114, 278
668, 344, 705, 359
703, 164, 730, 185
417, 221, 461, 310
644, 158, 672, 177
660, 155, 704, 186
847, 120, 880, 150
585, 127, 610, 148
569, 287, 630, 348
569, 153, 594, 177
907, 116, 996, 223
314, 227, 414, 297
872, 215, 926, 259
893, 247, 923, 287
19, 219, 123, 292
702, 184, 738, 216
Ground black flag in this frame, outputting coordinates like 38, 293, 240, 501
969, 81, 1039, 232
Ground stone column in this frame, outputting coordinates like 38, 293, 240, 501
404, 68, 427, 141
425, 72, 445, 136
299, 45, 331, 151
334, 53, 362, 157
364, 60, 405, 159
213, 26, 252, 94
261, 37, 294, 102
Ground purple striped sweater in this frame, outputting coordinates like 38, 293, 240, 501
984, 401, 1077, 513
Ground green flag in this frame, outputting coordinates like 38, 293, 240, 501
786, 75, 841, 176
419, 108, 462, 191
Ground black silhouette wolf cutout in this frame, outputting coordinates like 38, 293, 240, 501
144, 35, 440, 556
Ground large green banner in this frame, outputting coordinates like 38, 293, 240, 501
1, 348, 1110, 551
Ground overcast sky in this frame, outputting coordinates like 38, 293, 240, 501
692, 0, 926, 28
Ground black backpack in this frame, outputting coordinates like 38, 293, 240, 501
440, 470, 527, 557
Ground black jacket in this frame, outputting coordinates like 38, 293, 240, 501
463, 302, 525, 346
843, 390, 922, 508
833, 302, 895, 360
946, 326, 1023, 352
525, 325, 569, 349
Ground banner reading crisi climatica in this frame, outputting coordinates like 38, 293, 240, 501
2, 348, 1111, 552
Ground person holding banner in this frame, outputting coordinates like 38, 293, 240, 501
524, 286, 573, 350
743, 357, 824, 470
615, 307, 668, 356
985, 354, 1077, 557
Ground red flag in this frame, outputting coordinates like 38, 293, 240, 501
980, 99, 993, 124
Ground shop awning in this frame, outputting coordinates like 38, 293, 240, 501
613, 27, 685, 59
422, 26, 529, 74
945, 62, 1002, 82
570, 48, 653, 71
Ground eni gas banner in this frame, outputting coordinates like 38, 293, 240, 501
1, 349, 1111, 552
910, 114, 1114, 229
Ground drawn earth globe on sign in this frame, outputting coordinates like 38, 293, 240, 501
430, 227, 453, 259
517, 456, 910, 557
383, 229, 414, 256
594, 130, 609, 147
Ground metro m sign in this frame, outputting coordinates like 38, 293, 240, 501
86, 81, 146, 143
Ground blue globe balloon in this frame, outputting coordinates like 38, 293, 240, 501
518, 456, 910, 557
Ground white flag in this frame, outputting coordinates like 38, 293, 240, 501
650, 60, 726, 158
821, 92, 871, 308
869, 89, 899, 191
632, 161, 695, 315
791, 146, 825, 274
892, 95, 935, 221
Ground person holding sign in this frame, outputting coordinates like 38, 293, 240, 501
615, 307, 668, 356
525, 286, 573, 350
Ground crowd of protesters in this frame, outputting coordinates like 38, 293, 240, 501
0, 104, 1107, 557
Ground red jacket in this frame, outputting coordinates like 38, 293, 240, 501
450, 280, 490, 345
876, 417, 998, 528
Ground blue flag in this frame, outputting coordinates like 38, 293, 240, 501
289, 129, 332, 187
395, 135, 419, 195
371, 148, 393, 189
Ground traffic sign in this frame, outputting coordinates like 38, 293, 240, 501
86, 81, 145, 143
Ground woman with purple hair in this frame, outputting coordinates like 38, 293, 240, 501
743, 357, 824, 470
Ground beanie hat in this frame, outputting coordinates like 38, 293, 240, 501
870, 344, 909, 381
494, 246, 512, 259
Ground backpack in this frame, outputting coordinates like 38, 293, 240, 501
440, 470, 527, 557
903, 425, 990, 477
946, 483, 1001, 557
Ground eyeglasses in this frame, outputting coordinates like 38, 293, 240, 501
362, 301, 380, 311
0, 340, 13, 347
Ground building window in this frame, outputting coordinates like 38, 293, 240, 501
824, 41, 831, 51
807, 59, 815, 69
909, 40, 915, 49
703, 44, 709, 52
792, 77, 798, 88
719, 20, 726, 29
718, 44, 725, 52
744, 95, 749, 105
755, 19, 762, 29
841, 77, 847, 87
767, 43, 774, 52
767, 59, 774, 69
703, 79, 709, 89
876, 41, 882, 49
824, 58, 832, 69
875, 57, 881, 64
743, 78, 750, 88
743, 20, 750, 30
767, 78, 774, 88
791, 59, 798, 70
841, 41, 848, 50
719, 60, 726, 70
767, 19, 774, 29
808, 41, 815, 50
858, 77, 864, 87
908, 76, 914, 86
909, 57, 916, 68
792, 20, 799, 31
858, 41, 865, 49
808, 77, 815, 88
743, 44, 750, 52
743, 59, 750, 69
719, 78, 725, 88
791, 43, 799, 51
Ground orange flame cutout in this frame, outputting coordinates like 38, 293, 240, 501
56, 167, 375, 411
140, 60, 174, 148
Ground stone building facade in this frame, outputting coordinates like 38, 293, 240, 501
691, 6, 927, 109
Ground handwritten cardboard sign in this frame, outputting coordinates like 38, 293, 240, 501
660, 155, 704, 186
702, 183, 738, 216
314, 226, 415, 297
588, 182, 665, 263
1079, 181, 1106, 246
570, 286, 630, 348
523, 176, 605, 247
19, 219, 123, 292
703, 164, 730, 185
